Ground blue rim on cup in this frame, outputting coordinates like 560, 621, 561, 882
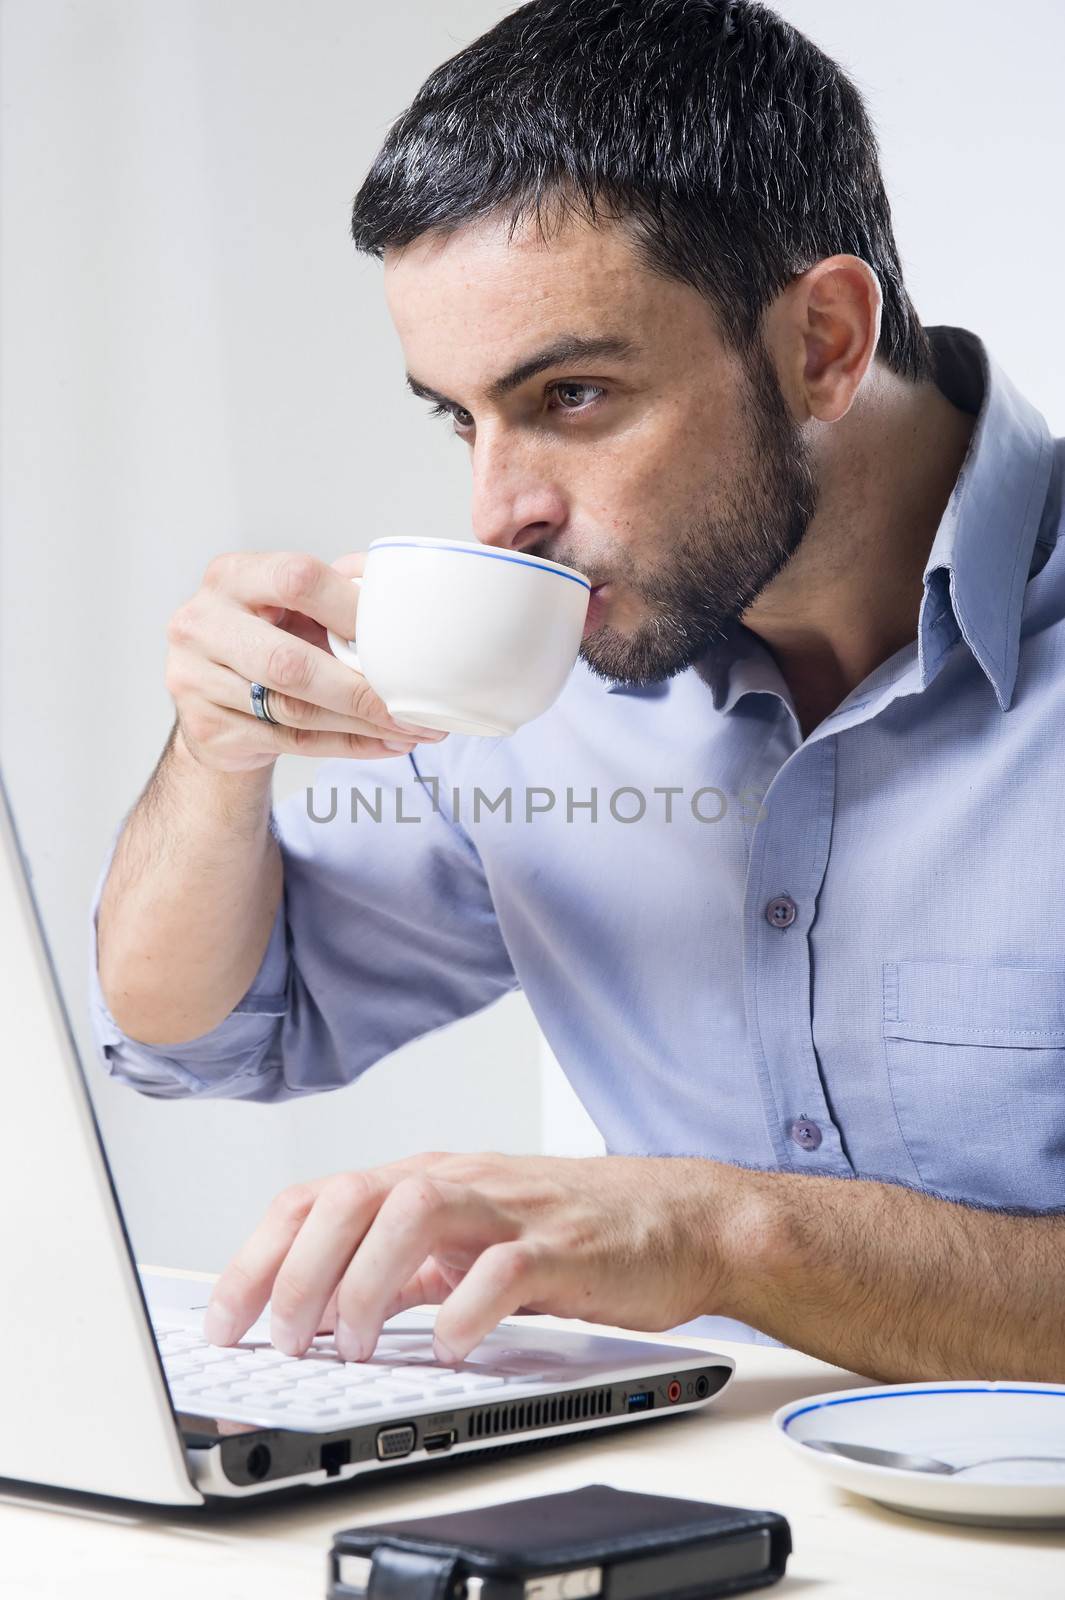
365, 536, 591, 592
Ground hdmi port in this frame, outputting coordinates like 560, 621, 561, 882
423, 1430, 456, 1454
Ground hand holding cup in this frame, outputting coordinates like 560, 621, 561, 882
164, 550, 448, 773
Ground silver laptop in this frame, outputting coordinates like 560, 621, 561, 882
0, 772, 734, 1504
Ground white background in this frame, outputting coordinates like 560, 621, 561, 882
1, 0, 1062, 1268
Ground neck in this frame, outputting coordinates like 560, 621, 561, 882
742, 363, 977, 736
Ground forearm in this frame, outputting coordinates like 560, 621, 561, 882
96, 721, 282, 1044
720, 1166, 1065, 1382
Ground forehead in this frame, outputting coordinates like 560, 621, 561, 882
382, 208, 703, 371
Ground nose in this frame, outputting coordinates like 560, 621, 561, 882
469, 428, 568, 556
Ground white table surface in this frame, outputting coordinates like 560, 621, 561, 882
3, 1278, 1064, 1599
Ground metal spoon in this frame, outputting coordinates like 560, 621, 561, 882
804, 1439, 1065, 1475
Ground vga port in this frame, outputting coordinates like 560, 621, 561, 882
376, 1425, 416, 1460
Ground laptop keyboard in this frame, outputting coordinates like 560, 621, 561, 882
154, 1317, 542, 1431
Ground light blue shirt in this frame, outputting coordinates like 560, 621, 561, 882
88, 327, 1065, 1346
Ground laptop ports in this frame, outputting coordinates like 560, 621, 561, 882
245, 1443, 272, 1481
626, 1391, 654, 1412
319, 1439, 351, 1477
376, 1424, 416, 1460
423, 1430, 457, 1454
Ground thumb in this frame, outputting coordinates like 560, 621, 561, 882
330, 551, 370, 580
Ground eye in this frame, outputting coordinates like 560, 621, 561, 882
549, 381, 605, 413
427, 400, 474, 431
426, 380, 605, 437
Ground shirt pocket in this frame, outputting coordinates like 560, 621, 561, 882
881, 959, 1065, 1209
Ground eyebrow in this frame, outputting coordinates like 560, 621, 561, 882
405, 333, 640, 410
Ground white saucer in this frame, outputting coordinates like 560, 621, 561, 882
774, 1380, 1065, 1527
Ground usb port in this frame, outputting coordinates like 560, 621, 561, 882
626, 1391, 654, 1412
376, 1425, 416, 1460
423, 1430, 456, 1454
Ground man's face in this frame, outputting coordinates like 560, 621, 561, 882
383, 207, 817, 686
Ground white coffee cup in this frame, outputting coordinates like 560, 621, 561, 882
326, 536, 591, 737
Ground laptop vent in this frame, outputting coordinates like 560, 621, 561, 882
466, 1385, 614, 1440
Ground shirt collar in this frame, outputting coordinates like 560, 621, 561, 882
608, 327, 1055, 714
914, 326, 1053, 711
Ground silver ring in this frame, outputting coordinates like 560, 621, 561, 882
250, 682, 279, 725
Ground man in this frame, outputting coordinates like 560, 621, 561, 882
92, 0, 1065, 1382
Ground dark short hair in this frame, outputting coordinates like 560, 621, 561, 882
351, 0, 932, 383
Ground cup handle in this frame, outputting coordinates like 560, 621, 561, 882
326, 576, 363, 672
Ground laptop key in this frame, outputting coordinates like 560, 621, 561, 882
385, 1364, 459, 1378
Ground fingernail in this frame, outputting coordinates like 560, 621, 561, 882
204, 1304, 238, 1346
434, 1335, 459, 1367
270, 1318, 305, 1357
336, 1319, 365, 1362
383, 740, 416, 752
393, 722, 448, 740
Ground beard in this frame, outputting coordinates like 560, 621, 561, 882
566, 335, 818, 688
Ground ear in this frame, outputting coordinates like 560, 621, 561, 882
773, 255, 883, 423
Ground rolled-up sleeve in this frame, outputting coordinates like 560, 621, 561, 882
87, 749, 519, 1103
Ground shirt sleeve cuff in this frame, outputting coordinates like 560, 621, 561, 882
87, 821, 289, 1099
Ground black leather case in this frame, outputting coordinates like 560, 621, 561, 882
328, 1482, 791, 1600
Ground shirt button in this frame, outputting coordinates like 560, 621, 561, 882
765, 895, 797, 929
789, 1118, 822, 1151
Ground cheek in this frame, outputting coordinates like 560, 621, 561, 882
567, 390, 747, 548
576, 413, 694, 526
588, 436, 712, 539
638, 398, 751, 519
